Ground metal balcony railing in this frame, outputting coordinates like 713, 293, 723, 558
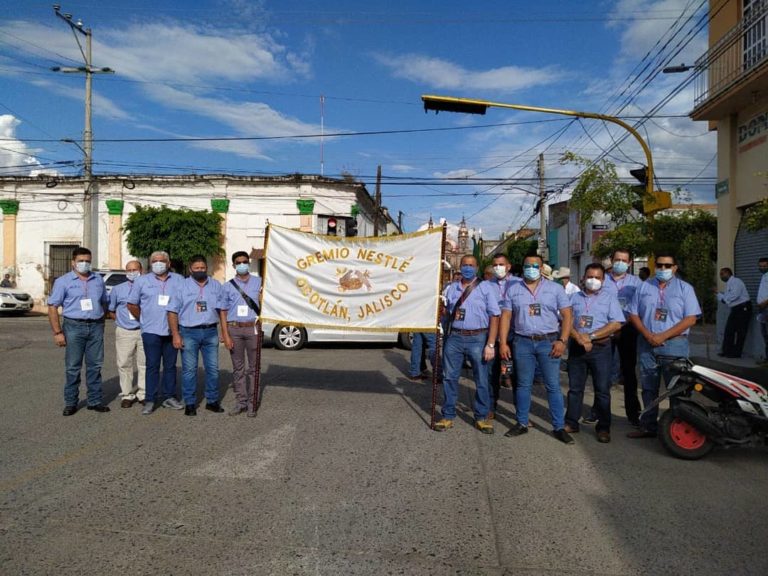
694, 0, 768, 109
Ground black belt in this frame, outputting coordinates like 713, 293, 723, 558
453, 328, 488, 335
181, 323, 218, 330
64, 317, 104, 324
516, 332, 558, 341
119, 326, 141, 331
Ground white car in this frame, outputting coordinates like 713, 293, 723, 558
263, 323, 413, 351
0, 287, 34, 313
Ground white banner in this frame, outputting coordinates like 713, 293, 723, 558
260, 225, 443, 331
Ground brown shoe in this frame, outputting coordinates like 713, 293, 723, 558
597, 431, 611, 443
564, 424, 579, 434
434, 418, 454, 431
120, 398, 135, 408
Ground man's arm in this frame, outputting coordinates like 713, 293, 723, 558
551, 307, 572, 358
658, 316, 698, 342
48, 305, 66, 347
484, 315, 499, 361
219, 309, 234, 350
499, 309, 513, 360
168, 311, 183, 349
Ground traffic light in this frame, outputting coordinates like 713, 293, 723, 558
346, 216, 358, 237
326, 216, 337, 236
629, 166, 672, 215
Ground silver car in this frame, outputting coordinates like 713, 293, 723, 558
0, 288, 34, 313
263, 323, 413, 351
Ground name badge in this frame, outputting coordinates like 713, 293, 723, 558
196, 300, 208, 313
237, 305, 249, 317
80, 298, 93, 311
528, 303, 541, 317
654, 308, 668, 322
455, 308, 466, 322
579, 315, 593, 329
158, 294, 170, 306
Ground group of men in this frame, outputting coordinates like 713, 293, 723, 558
48, 247, 262, 417
434, 249, 707, 444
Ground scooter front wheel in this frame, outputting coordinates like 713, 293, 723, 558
659, 410, 715, 460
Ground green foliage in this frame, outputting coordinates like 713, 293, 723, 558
123, 205, 223, 269
592, 221, 650, 260
505, 237, 538, 266
559, 151, 640, 226
743, 198, 768, 232
680, 232, 717, 323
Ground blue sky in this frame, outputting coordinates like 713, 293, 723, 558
0, 0, 716, 237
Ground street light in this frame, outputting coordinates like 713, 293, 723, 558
662, 64, 695, 73
51, 4, 114, 265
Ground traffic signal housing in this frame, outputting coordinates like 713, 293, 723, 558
629, 165, 672, 216
326, 216, 337, 236
346, 216, 358, 237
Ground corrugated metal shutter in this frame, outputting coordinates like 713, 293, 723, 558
733, 215, 768, 303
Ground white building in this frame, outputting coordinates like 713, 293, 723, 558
0, 173, 398, 308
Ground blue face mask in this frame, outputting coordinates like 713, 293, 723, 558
235, 263, 250, 275
656, 268, 673, 282
460, 265, 477, 280
523, 266, 541, 281
612, 261, 629, 275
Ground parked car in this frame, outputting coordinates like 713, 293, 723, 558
95, 270, 128, 295
263, 323, 413, 351
0, 287, 34, 314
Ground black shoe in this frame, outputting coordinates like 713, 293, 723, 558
87, 405, 110, 413
582, 415, 598, 424
627, 429, 657, 439
185, 404, 197, 416
62, 405, 78, 416
553, 429, 575, 444
628, 418, 641, 428
504, 424, 529, 437
205, 402, 225, 413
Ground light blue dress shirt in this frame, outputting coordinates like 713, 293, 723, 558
718, 275, 750, 307
501, 278, 570, 336
627, 276, 701, 335
603, 272, 643, 317
127, 271, 185, 336
570, 289, 625, 334
48, 271, 107, 320
109, 280, 141, 330
218, 275, 262, 322
168, 276, 222, 327
443, 279, 501, 330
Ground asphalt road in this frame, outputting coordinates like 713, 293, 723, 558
1, 316, 767, 575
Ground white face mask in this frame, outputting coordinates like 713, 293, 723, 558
151, 261, 168, 275
75, 261, 91, 274
126, 271, 140, 282
492, 265, 507, 279
584, 278, 602, 292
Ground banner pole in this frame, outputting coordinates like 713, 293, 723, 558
430, 223, 448, 430
251, 221, 271, 416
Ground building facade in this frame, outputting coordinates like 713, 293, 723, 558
691, 0, 768, 359
0, 174, 399, 308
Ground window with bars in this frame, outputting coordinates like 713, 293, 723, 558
744, 0, 767, 70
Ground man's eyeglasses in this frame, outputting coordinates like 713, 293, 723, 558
657, 263, 674, 269
523, 263, 540, 269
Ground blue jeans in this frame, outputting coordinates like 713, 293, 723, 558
180, 326, 220, 405
566, 342, 612, 432
409, 332, 436, 377
513, 336, 565, 429
62, 318, 105, 406
638, 336, 689, 433
441, 332, 491, 420
142, 332, 178, 404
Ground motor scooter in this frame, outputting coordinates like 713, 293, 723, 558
641, 357, 768, 460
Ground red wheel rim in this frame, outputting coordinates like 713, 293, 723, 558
669, 418, 707, 450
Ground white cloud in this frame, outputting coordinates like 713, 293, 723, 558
432, 168, 476, 179
0, 115, 46, 175
373, 53, 562, 93
389, 164, 415, 173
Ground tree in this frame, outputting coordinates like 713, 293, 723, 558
505, 237, 538, 267
123, 205, 223, 270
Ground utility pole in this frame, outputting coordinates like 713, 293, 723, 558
374, 165, 382, 236
537, 153, 549, 262
52, 5, 114, 265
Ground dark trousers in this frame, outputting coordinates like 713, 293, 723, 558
613, 323, 640, 423
142, 332, 178, 404
722, 301, 752, 357
488, 339, 516, 410
566, 341, 612, 432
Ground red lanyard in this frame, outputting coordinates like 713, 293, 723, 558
584, 292, 597, 315
658, 282, 667, 308
197, 281, 207, 301
80, 277, 89, 298
155, 275, 168, 294
525, 280, 542, 303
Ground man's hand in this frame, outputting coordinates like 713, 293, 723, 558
222, 335, 234, 350
483, 345, 495, 362
500, 342, 511, 361
172, 334, 184, 350
647, 333, 665, 347
550, 340, 566, 358
53, 333, 66, 347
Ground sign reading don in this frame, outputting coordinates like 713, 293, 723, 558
260, 225, 443, 331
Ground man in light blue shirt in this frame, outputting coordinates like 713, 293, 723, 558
218, 251, 262, 416
108, 260, 146, 408
758, 257, 768, 365
603, 248, 644, 426
47, 246, 109, 415
564, 263, 624, 443
434, 255, 500, 434
499, 254, 573, 444
717, 267, 751, 358
127, 250, 185, 415
627, 253, 701, 438
168, 255, 224, 416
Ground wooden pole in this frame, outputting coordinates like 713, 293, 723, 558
430, 223, 448, 429
251, 222, 271, 416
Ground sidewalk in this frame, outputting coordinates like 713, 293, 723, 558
689, 323, 767, 386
